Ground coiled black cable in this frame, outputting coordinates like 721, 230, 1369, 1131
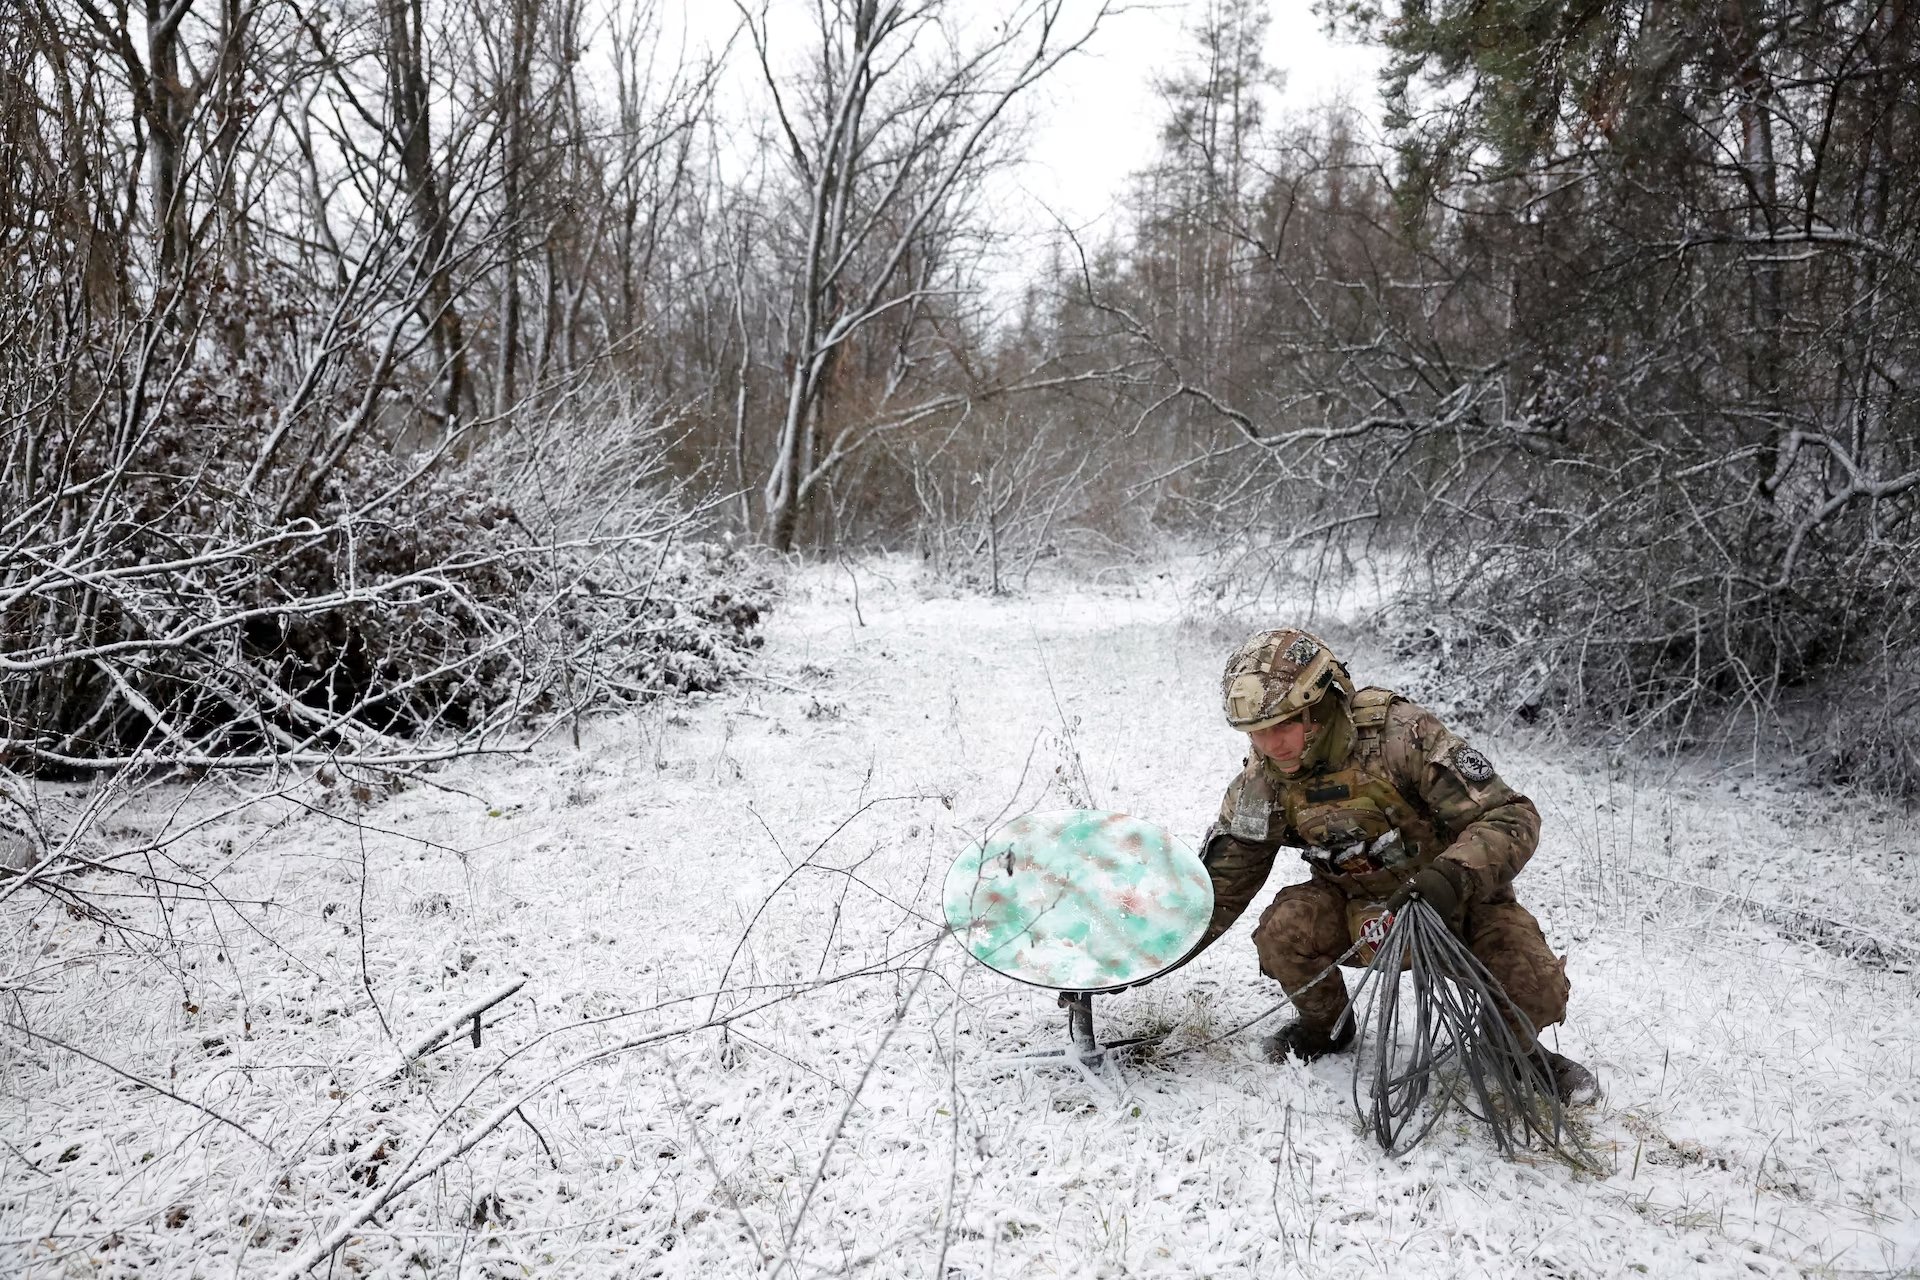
1341, 900, 1592, 1165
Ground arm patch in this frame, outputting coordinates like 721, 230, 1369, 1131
1227, 789, 1273, 841
1448, 743, 1495, 784
1219, 764, 1279, 843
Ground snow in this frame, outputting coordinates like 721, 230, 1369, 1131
3, 552, 1917, 1278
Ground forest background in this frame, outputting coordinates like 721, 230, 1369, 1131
4, 0, 1919, 801
4, 2, 1920, 1275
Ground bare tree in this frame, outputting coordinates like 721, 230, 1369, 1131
0, 0, 751, 778
1026, 0, 1920, 787
739, 0, 1110, 552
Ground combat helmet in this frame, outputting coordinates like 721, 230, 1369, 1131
1221, 628, 1354, 731
1221, 629, 1357, 772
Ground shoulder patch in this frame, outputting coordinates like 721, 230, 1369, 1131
1227, 789, 1272, 842
1223, 766, 1277, 842
1448, 743, 1495, 784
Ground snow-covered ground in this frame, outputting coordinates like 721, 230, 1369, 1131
4, 553, 1918, 1278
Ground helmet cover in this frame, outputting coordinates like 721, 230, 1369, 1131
1221, 629, 1354, 731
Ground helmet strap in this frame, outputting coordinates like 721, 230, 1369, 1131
1301, 693, 1355, 772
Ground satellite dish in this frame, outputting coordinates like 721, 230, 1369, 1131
944, 809, 1213, 994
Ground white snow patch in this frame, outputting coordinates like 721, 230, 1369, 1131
3, 551, 1916, 1278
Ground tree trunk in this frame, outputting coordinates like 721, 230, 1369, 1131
493, 0, 535, 419
1728, 0, 1783, 488
385, 0, 466, 424
144, 0, 189, 285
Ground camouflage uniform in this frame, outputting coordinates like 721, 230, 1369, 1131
1202, 637, 1570, 1041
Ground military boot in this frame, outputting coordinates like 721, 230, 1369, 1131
1526, 1048, 1600, 1106
1265, 1016, 1355, 1063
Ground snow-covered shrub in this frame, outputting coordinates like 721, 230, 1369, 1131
0, 287, 767, 773
0, 3, 776, 776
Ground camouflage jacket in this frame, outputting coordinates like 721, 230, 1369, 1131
1198, 688, 1540, 950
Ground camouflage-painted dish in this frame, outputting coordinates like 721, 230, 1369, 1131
944, 810, 1213, 992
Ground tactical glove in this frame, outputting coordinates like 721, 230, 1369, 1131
1386, 858, 1472, 929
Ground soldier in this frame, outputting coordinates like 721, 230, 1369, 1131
1197, 627, 1598, 1104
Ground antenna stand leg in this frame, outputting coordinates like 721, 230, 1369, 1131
1061, 992, 1097, 1058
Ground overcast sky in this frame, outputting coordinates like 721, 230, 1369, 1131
671, 2, 1386, 300
1009, 2, 1385, 237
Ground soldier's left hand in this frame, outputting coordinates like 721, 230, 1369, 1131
1387, 859, 1471, 929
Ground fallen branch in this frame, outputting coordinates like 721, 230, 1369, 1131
389, 977, 529, 1076
3, 1021, 277, 1153
269, 946, 935, 1280
1638, 871, 1919, 968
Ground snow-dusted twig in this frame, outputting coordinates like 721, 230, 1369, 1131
270, 938, 945, 1280
2, 1022, 276, 1153
389, 977, 530, 1075
708, 790, 949, 1021
774, 959, 938, 1277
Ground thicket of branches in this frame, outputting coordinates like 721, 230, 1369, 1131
4, 0, 1915, 790
1003, 0, 1920, 790
0, 0, 1139, 780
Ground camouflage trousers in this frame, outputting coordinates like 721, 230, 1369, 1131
1253, 877, 1570, 1041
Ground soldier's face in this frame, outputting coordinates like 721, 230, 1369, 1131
1248, 715, 1313, 773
